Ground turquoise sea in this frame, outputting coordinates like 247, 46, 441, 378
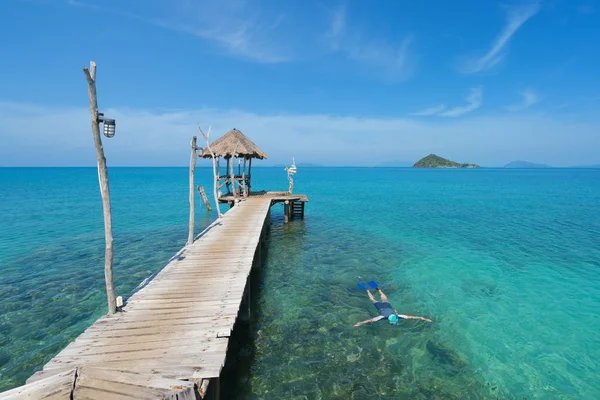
1, 167, 599, 399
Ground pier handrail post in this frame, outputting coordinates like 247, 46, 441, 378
187, 136, 198, 245
197, 185, 212, 211
198, 124, 223, 218
83, 61, 117, 315
230, 143, 239, 199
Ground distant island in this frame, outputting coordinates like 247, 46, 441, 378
569, 164, 600, 168
413, 154, 480, 168
504, 160, 551, 168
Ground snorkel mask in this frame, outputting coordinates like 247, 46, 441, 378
388, 312, 399, 325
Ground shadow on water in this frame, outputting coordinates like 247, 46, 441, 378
219, 217, 271, 399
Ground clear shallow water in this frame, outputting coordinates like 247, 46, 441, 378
1, 167, 600, 398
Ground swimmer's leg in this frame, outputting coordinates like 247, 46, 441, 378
366, 290, 377, 303
378, 289, 389, 303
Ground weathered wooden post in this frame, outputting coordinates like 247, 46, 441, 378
198, 125, 223, 218
284, 200, 290, 223
242, 158, 248, 197
197, 186, 212, 211
229, 143, 239, 199
83, 61, 116, 315
187, 136, 198, 245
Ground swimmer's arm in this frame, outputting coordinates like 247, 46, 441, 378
353, 315, 385, 327
398, 314, 433, 323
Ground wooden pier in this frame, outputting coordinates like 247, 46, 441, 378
1, 192, 307, 399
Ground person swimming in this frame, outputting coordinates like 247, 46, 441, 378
354, 281, 432, 327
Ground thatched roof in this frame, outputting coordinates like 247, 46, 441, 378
200, 128, 267, 159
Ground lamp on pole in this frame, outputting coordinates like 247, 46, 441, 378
97, 113, 116, 138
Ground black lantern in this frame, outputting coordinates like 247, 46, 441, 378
103, 118, 116, 138
97, 112, 116, 138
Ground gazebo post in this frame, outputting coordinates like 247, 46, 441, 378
242, 158, 247, 197
248, 158, 252, 195
225, 157, 230, 194
230, 154, 236, 199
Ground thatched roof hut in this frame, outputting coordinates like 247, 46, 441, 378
201, 128, 267, 159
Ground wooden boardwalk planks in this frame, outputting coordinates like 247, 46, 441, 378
0, 370, 76, 400
0, 368, 197, 400
1, 192, 306, 399
4, 196, 274, 398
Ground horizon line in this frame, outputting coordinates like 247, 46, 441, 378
2, 165, 599, 169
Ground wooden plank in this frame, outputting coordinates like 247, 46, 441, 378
53, 337, 229, 358
45, 355, 228, 374
85, 320, 234, 333
73, 368, 196, 400
68, 334, 226, 352
0, 368, 76, 399
71, 329, 230, 347
80, 368, 196, 396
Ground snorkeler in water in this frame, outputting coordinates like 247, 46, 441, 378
354, 281, 432, 327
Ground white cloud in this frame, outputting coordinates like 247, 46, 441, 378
463, 3, 540, 73
327, 6, 346, 50
439, 88, 483, 117
507, 89, 541, 111
65, 0, 290, 63
325, 6, 415, 81
412, 89, 482, 118
410, 105, 447, 116
2, 100, 600, 167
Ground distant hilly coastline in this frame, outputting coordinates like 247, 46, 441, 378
504, 161, 600, 168
569, 164, 600, 168
413, 154, 480, 168
504, 160, 551, 168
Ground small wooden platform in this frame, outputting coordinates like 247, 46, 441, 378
219, 190, 308, 203
1, 193, 307, 399
220, 191, 308, 223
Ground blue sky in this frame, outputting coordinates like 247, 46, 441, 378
1, 0, 599, 166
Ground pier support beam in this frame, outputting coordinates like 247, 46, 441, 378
284, 200, 290, 223
211, 377, 220, 400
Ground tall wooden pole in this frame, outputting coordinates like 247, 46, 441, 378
187, 136, 197, 245
230, 156, 235, 199
230, 144, 239, 199
83, 61, 116, 315
198, 125, 222, 218
242, 158, 247, 197
248, 158, 252, 195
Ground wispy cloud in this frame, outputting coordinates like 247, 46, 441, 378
325, 6, 415, 81
327, 6, 346, 50
3, 100, 600, 167
411, 105, 446, 116
462, 3, 541, 73
65, 0, 290, 63
439, 88, 483, 117
410, 89, 482, 118
507, 89, 541, 111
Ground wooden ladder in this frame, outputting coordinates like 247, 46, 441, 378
291, 201, 305, 219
